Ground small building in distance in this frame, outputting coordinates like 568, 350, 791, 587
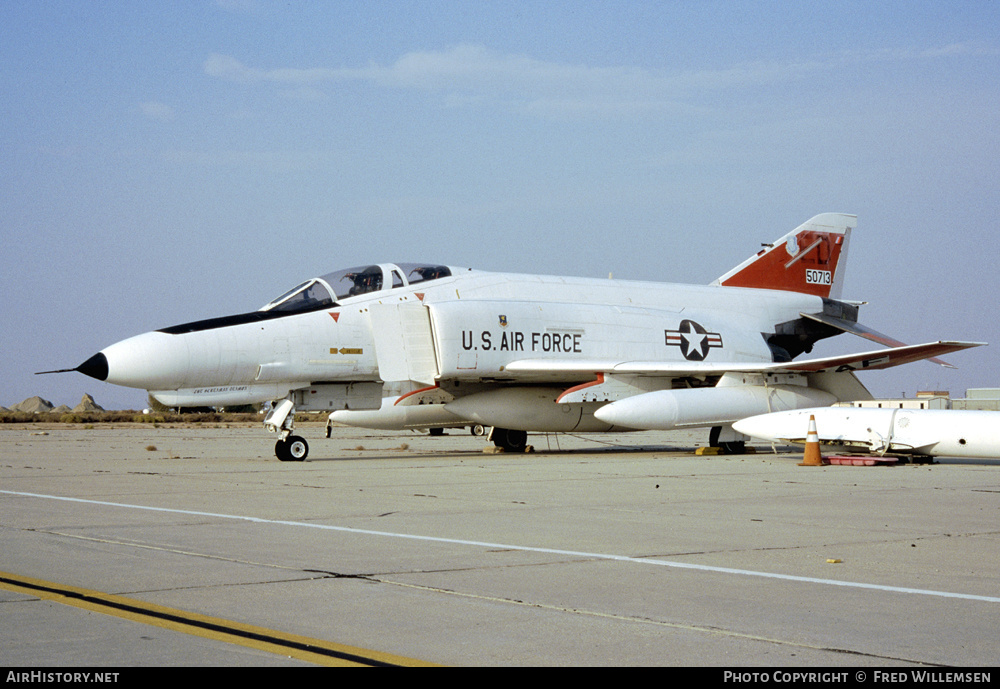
839, 390, 951, 410
951, 388, 1000, 411
835, 388, 1000, 411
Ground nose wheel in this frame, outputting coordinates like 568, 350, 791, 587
276, 435, 309, 462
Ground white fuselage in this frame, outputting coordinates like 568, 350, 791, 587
96, 268, 823, 416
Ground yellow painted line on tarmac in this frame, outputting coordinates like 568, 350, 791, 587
0, 571, 437, 667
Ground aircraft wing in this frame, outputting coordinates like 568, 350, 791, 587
504, 341, 984, 378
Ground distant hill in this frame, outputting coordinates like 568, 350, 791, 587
73, 394, 105, 412
8, 394, 107, 414
12, 396, 54, 413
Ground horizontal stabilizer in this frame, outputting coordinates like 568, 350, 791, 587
800, 312, 952, 367
770, 340, 983, 373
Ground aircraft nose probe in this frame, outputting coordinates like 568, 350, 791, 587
36, 352, 109, 381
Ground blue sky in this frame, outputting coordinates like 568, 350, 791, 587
3, 1, 998, 411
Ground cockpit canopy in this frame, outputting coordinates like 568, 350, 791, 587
260, 263, 453, 313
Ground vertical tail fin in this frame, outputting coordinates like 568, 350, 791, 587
713, 213, 855, 299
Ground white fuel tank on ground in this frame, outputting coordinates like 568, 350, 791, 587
592, 384, 837, 430
445, 387, 614, 432
734, 407, 1000, 458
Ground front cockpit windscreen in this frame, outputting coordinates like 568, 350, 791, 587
261, 280, 335, 313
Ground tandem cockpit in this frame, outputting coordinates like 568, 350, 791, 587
256, 263, 455, 461
260, 263, 454, 314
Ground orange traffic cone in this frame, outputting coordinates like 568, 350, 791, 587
798, 414, 826, 466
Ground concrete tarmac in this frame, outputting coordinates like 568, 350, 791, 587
1, 421, 998, 667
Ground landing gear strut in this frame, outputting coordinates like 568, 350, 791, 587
710, 425, 747, 454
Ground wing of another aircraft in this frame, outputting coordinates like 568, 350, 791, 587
734, 407, 1000, 459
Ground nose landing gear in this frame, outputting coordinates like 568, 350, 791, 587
265, 397, 310, 461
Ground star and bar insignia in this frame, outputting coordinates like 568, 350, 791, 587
665, 319, 723, 361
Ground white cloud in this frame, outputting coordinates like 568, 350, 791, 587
203, 46, 691, 118
202, 42, 988, 119
203, 53, 356, 85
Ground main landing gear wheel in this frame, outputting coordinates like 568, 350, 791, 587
709, 426, 746, 455
491, 427, 528, 452
276, 435, 309, 462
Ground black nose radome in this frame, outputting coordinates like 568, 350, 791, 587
75, 352, 109, 381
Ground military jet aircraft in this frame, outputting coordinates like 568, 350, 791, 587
47, 213, 981, 461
